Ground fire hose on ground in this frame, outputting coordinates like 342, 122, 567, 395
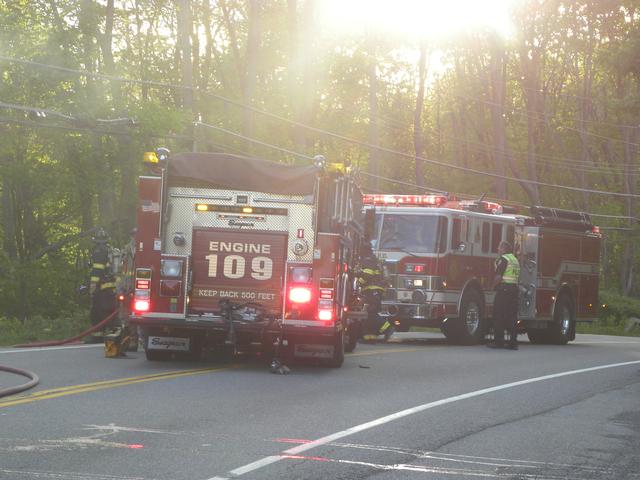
0, 310, 119, 398
0, 365, 40, 399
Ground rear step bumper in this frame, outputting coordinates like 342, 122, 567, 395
130, 315, 340, 336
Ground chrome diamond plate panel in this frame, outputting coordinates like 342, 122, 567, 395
163, 187, 315, 262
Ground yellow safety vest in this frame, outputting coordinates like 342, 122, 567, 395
498, 253, 520, 284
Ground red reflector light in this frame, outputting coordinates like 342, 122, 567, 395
136, 279, 150, 289
319, 289, 334, 299
134, 300, 150, 312
405, 264, 426, 273
318, 309, 333, 321
289, 286, 312, 304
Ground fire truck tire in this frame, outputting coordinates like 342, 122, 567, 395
549, 294, 575, 345
526, 328, 549, 344
145, 349, 172, 361
327, 332, 345, 368
345, 322, 359, 353
445, 291, 485, 344
394, 322, 410, 333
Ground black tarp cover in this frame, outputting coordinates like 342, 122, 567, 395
168, 152, 318, 195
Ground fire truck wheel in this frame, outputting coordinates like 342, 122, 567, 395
327, 331, 345, 368
451, 290, 485, 344
345, 322, 359, 353
549, 294, 575, 345
145, 349, 172, 361
526, 328, 549, 344
394, 322, 410, 333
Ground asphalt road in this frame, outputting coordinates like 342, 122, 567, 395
1, 333, 639, 480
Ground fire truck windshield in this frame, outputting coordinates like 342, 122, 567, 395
375, 214, 448, 254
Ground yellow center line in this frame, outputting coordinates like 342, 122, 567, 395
0, 366, 236, 409
1, 346, 425, 408
349, 347, 426, 357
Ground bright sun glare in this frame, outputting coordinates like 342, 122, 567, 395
318, 0, 516, 40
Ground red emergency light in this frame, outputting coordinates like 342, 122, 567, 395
459, 200, 503, 215
134, 300, 150, 312
289, 286, 312, 304
363, 194, 448, 207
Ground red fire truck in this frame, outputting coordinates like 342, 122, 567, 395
363, 194, 601, 345
127, 149, 364, 366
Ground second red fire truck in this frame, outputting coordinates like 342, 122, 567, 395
362, 194, 601, 345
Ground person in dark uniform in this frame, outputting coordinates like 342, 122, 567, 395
357, 242, 394, 341
488, 241, 521, 350
87, 228, 117, 342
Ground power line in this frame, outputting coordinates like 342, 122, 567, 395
195, 122, 314, 161
359, 171, 448, 195
456, 135, 640, 174
0, 101, 136, 125
0, 116, 190, 141
455, 93, 640, 148
3, 55, 640, 198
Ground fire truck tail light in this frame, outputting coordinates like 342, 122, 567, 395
405, 264, 425, 273
161, 259, 183, 277
289, 266, 312, 283
318, 309, 333, 321
136, 279, 150, 289
135, 268, 152, 279
135, 289, 150, 300
134, 300, 150, 312
289, 286, 312, 304
160, 280, 182, 297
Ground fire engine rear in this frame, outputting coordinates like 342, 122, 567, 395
128, 149, 363, 367
363, 194, 600, 345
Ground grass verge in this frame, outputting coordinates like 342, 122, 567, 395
0, 310, 91, 347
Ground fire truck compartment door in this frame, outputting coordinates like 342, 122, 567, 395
516, 226, 539, 320
190, 228, 287, 315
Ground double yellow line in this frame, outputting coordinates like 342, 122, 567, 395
0, 366, 233, 409
0, 346, 424, 409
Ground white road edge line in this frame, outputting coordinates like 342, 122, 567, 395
207, 359, 640, 480
0, 344, 103, 354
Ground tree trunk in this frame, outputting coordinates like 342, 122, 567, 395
242, 0, 262, 147
367, 28, 380, 192
620, 124, 638, 295
488, 42, 507, 199
413, 42, 428, 188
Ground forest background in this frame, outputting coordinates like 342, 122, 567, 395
0, 0, 639, 335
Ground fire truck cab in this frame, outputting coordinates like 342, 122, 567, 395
127, 149, 363, 367
363, 194, 600, 345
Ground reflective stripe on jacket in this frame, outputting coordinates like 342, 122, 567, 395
498, 253, 520, 284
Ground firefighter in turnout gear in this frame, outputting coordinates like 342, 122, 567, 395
488, 241, 521, 350
357, 242, 394, 341
87, 228, 117, 343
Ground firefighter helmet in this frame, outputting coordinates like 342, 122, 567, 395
93, 228, 109, 244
